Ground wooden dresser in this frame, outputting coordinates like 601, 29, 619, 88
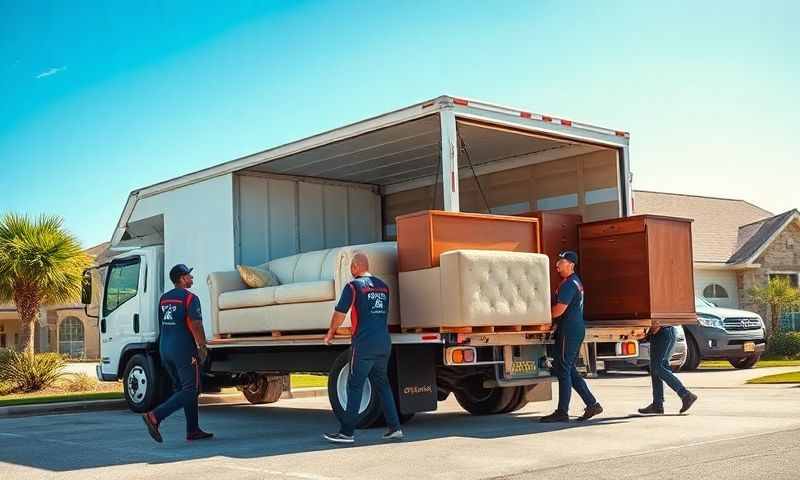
578, 215, 696, 326
396, 210, 541, 272
517, 211, 582, 295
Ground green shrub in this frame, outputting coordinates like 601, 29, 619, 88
766, 332, 800, 359
0, 351, 66, 393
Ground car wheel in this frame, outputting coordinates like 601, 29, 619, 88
682, 334, 701, 371
729, 355, 760, 369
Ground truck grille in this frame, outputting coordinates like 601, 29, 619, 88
723, 317, 762, 331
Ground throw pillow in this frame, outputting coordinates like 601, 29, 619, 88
237, 265, 281, 288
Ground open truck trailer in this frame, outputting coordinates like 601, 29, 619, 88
84, 95, 692, 425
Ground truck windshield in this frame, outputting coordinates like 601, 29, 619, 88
695, 297, 714, 309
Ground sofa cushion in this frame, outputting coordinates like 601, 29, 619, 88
274, 280, 335, 304
219, 286, 277, 310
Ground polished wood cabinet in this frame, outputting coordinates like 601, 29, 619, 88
517, 211, 582, 295
396, 210, 541, 272
578, 215, 696, 326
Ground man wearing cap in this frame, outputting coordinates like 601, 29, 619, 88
321, 252, 403, 444
540, 251, 603, 423
142, 264, 213, 443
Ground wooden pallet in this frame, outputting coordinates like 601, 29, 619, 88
400, 324, 551, 334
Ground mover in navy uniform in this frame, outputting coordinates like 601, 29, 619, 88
322, 253, 403, 444
143, 264, 213, 443
540, 251, 604, 423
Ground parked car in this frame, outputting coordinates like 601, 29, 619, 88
682, 297, 766, 370
602, 325, 688, 372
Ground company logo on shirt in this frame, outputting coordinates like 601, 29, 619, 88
161, 304, 177, 325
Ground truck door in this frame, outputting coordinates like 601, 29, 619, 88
99, 256, 145, 378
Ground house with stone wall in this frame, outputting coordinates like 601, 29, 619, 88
634, 190, 800, 333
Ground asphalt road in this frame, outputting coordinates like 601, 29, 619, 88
1, 367, 798, 480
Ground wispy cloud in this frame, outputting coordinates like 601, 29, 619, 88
35, 66, 67, 79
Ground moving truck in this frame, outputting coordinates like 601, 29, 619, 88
83, 96, 647, 426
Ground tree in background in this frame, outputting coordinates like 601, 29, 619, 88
748, 276, 800, 338
0, 214, 91, 354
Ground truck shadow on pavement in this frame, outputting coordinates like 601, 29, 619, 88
0, 403, 642, 473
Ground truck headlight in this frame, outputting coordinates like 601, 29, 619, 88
697, 314, 724, 329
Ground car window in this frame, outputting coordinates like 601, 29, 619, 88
103, 258, 141, 316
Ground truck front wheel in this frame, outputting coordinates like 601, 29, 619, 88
123, 354, 161, 413
242, 375, 286, 404
327, 349, 383, 429
453, 376, 517, 415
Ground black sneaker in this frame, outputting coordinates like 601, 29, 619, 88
680, 392, 698, 414
539, 410, 570, 423
323, 432, 354, 444
142, 412, 163, 443
187, 430, 214, 441
382, 429, 404, 441
577, 403, 603, 422
638, 404, 665, 415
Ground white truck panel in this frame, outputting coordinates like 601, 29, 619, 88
129, 174, 236, 340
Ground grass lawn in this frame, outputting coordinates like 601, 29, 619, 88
0, 391, 123, 407
699, 358, 800, 370
291, 374, 327, 389
746, 371, 800, 384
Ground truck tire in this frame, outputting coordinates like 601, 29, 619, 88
729, 354, 760, 369
123, 354, 161, 413
327, 349, 383, 429
682, 334, 701, 371
500, 386, 529, 413
453, 376, 517, 415
242, 375, 285, 404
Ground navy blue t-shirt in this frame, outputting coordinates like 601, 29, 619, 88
158, 288, 202, 357
555, 273, 585, 331
335, 275, 391, 356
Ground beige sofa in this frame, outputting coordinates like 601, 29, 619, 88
208, 242, 399, 335
399, 249, 552, 329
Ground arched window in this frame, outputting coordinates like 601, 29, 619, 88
59, 317, 85, 359
703, 284, 729, 299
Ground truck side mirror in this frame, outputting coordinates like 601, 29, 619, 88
81, 269, 93, 305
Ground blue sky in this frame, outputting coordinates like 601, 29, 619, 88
1, 1, 798, 248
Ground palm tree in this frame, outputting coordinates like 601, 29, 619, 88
748, 276, 800, 338
0, 214, 91, 354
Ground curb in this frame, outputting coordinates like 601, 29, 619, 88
0, 388, 328, 418
0, 398, 128, 417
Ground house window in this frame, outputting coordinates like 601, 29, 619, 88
703, 283, 729, 299
59, 317, 85, 359
769, 273, 799, 289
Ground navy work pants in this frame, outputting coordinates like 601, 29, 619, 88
152, 352, 200, 434
649, 326, 689, 406
340, 351, 400, 436
552, 326, 598, 413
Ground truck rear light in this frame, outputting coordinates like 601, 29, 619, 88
624, 342, 637, 355
445, 346, 477, 366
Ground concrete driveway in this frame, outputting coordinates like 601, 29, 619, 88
1, 367, 798, 480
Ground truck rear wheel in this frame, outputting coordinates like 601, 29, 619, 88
123, 354, 161, 413
500, 386, 529, 413
242, 375, 285, 404
327, 349, 383, 429
454, 376, 517, 415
